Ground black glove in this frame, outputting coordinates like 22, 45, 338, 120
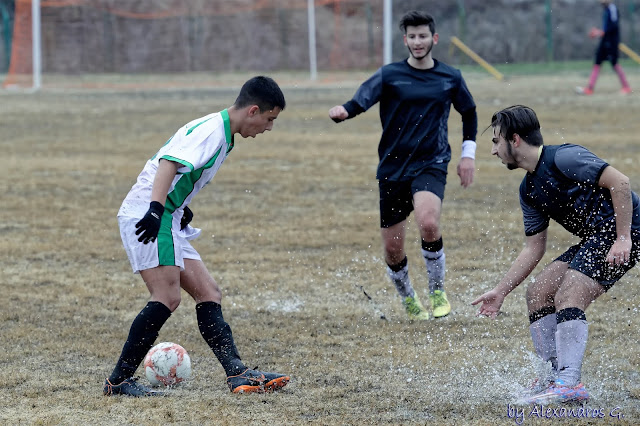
180, 206, 193, 230
135, 201, 164, 244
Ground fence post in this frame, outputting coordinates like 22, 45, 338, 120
545, 0, 553, 61
628, 1, 636, 50
278, 7, 290, 69
365, 2, 374, 67
383, 0, 391, 64
457, 0, 466, 43
102, 10, 115, 72
1, 0, 11, 72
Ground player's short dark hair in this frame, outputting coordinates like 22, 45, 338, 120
399, 11, 436, 35
234, 76, 286, 112
489, 105, 543, 147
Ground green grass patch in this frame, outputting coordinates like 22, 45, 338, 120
457, 58, 639, 77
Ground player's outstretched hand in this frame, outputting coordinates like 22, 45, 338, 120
135, 201, 164, 244
180, 206, 193, 230
329, 105, 349, 123
471, 288, 504, 319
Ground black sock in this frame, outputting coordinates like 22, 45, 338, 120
529, 306, 556, 325
556, 307, 587, 323
196, 301, 246, 377
421, 237, 443, 252
387, 256, 408, 272
109, 301, 172, 384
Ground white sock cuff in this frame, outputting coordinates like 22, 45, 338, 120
386, 264, 408, 280
421, 248, 444, 260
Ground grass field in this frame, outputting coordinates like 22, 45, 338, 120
1, 66, 640, 425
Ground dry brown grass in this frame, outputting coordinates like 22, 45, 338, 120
1, 70, 640, 425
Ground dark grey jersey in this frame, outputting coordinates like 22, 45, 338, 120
519, 144, 640, 237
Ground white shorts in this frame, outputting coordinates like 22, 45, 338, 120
118, 216, 202, 274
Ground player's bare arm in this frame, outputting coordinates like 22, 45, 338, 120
599, 165, 633, 265
135, 159, 181, 244
150, 159, 181, 205
472, 230, 547, 317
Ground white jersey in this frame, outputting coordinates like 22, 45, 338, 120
118, 109, 234, 233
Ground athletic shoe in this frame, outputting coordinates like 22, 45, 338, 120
518, 377, 554, 399
523, 380, 589, 404
429, 290, 451, 318
403, 295, 430, 320
103, 377, 166, 397
227, 368, 290, 394
575, 86, 593, 95
621, 87, 632, 95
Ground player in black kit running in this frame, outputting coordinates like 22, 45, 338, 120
329, 11, 478, 320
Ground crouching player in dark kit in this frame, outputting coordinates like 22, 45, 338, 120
473, 105, 640, 404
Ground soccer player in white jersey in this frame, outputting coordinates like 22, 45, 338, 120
104, 76, 290, 396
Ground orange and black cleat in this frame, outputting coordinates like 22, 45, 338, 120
226, 368, 290, 394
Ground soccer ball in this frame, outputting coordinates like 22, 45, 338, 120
144, 342, 192, 387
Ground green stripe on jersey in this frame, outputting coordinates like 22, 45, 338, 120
186, 117, 213, 136
158, 211, 176, 266
161, 155, 194, 171
164, 146, 223, 213
221, 109, 234, 153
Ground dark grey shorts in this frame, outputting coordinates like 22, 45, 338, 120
556, 229, 640, 290
378, 164, 448, 228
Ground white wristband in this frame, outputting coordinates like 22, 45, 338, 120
461, 140, 476, 159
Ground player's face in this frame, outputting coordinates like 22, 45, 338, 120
491, 126, 518, 170
242, 106, 281, 138
403, 25, 438, 61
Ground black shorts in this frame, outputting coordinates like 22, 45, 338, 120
595, 39, 619, 66
378, 164, 448, 228
555, 229, 640, 290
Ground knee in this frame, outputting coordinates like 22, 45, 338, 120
151, 289, 182, 312
553, 288, 571, 310
525, 284, 538, 311
212, 287, 222, 303
383, 241, 404, 263
416, 215, 439, 237
383, 233, 404, 254
525, 282, 538, 303
420, 223, 439, 238
526, 282, 553, 311
166, 296, 181, 312
203, 287, 222, 305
